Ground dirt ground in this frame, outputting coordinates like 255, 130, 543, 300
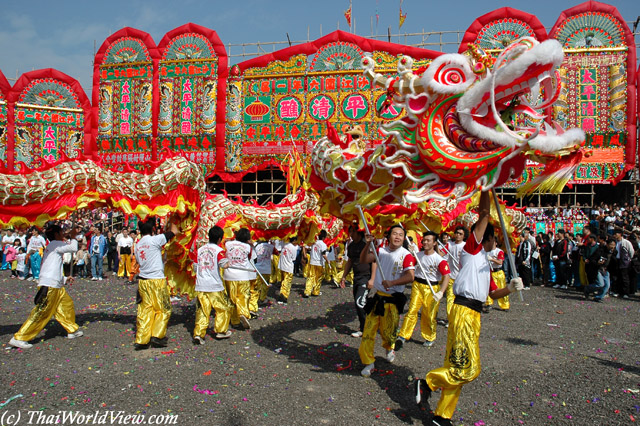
1, 272, 639, 425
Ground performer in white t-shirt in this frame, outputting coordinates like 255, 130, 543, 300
251, 239, 275, 314
10, 225, 82, 349
324, 244, 339, 286
117, 229, 135, 283
133, 220, 178, 350
223, 228, 255, 329
192, 226, 233, 344
270, 239, 283, 286
304, 230, 328, 297
415, 191, 523, 425
397, 231, 450, 350
445, 227, 467, 320
358, 225, 415, 377
487, 240, 508, 311
277, 236, 298, 304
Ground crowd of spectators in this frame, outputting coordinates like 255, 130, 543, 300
515, 202, 640, 301
1, 208, 145, 283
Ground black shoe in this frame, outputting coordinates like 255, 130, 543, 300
250, 312, 259, 320
431, 416, 452, 426
134, 343, 150, 351
150, 337, 168, 348
394, 338, 404, 351
301, 294, 309, 298
415, 379, 430, 406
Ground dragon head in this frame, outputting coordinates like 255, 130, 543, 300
456, 37, 584, 152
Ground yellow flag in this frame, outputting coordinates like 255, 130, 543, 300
399, 8, 407, 29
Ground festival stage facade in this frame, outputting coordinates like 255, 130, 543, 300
0, 1, 636, 207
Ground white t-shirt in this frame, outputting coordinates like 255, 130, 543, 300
223, 240, 254, 281
39, 239, 78, 288
415, 251, 450, 283
135, 234, 169, 279
373, 245, 415, 294
447, 241, 465, 280
453, 233, 497, 302
254, 242, 275, 274
16, 253, 26, 272
2, 234, 15, 247
310, 240, 327, 266
278, 243, 297, 274
487, 247, 505, 271
326, 246, 336, 262
195, 243, 226, 292
27, 235, 47, 254
118, 236, 134, 253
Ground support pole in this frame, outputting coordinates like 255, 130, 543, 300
356, 205, 387, 282
491, 190, 524, 301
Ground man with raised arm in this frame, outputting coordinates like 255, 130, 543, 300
414, 191, 523, 426
133, 220, 179, 350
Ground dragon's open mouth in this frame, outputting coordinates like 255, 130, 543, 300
457, 38, 584, 152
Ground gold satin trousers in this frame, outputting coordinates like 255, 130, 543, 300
280, 272, 293, 299
14, 287, 79, 341
304, 265, 324, 296
225, 279, 250, 325
135, 278, 171, 345
193, 291, 232, 337
425, 303, 482, 420
399, 281, 441, 342
270, 255, 281, 283
358, 292, 399, 365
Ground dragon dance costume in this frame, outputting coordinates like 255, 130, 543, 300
134, 231, 175, 346
425, 233, 497, 420
13, 239, 80, 343
359, 245, 415, 367
398, 251, 450, 345
193, 242, 232, 340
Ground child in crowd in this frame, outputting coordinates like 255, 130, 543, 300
16, 247, 27, 279
5, 239, 19, 277
74, 244, 89, 278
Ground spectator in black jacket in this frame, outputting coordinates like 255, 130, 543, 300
552, 230, 569, 289
516, 228, 533, 289
538, 233, 552, 287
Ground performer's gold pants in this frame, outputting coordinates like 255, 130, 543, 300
426, 303, 481, 420
135, 278, 171, 345
304, 265, 323, 296
359, 292, 399, 365
488, 270, 509, 310
193, 291, 232, 337
338, 268, 354, 285
280, 272, 293, 299
14, 287, 79, 341
446, 278, 455, 317
225, 279, 250, 325
270, 256, 281, 284
324, 261, 338, 282
118, 254, 134, 280
303, 254, 310, 277
399, 281, 441, 342
248, 276, 269, 312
